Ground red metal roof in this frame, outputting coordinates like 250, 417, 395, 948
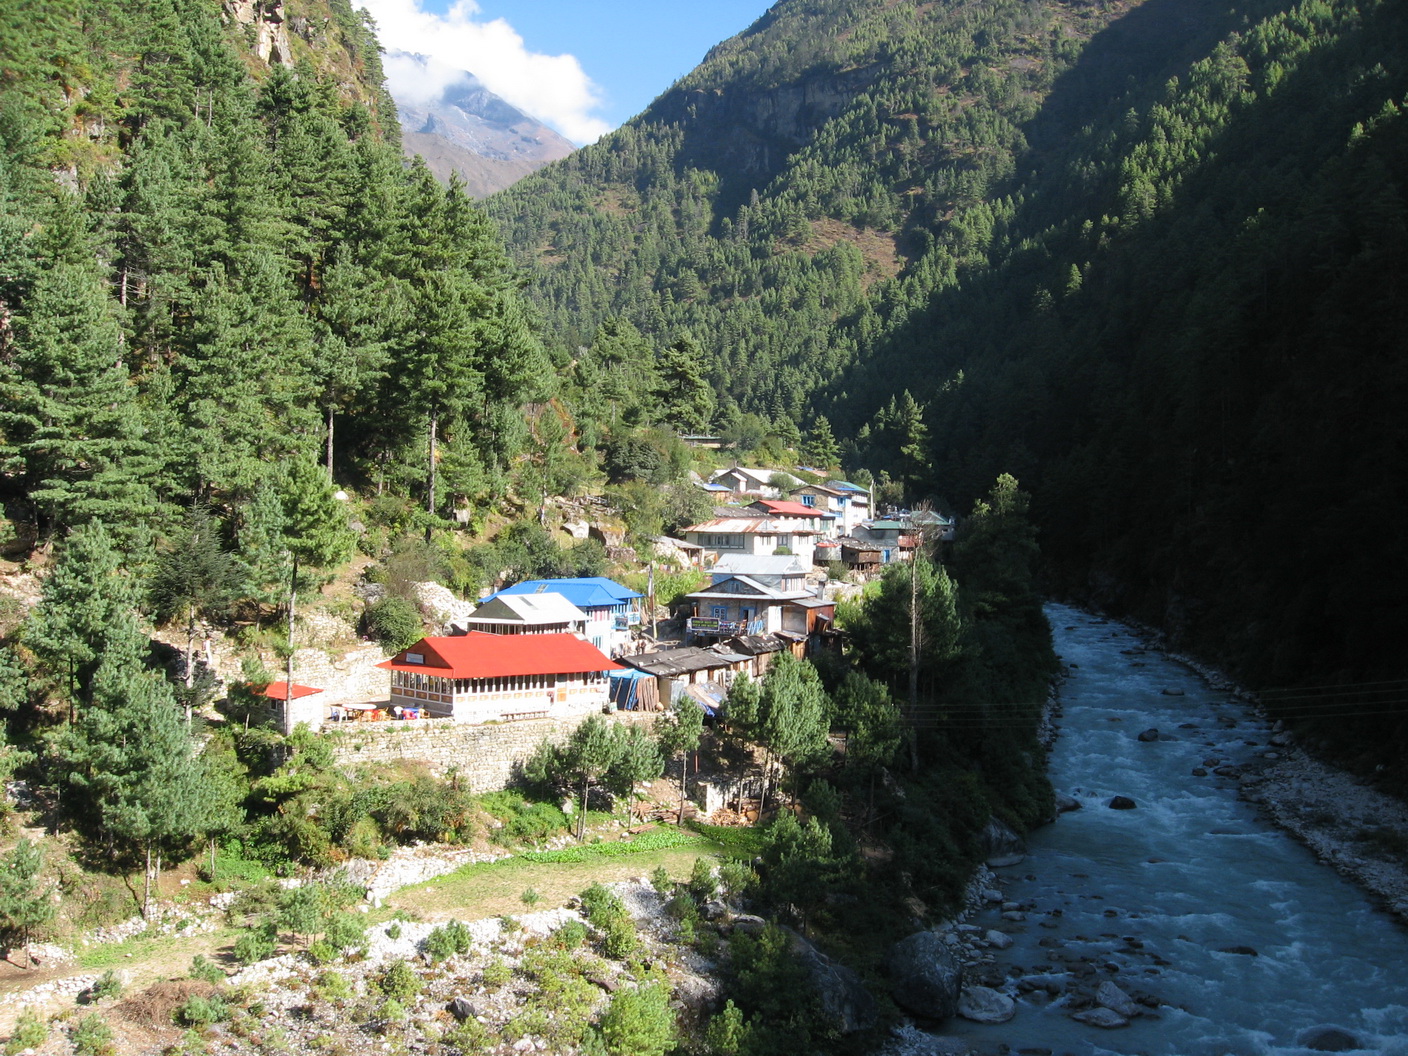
751, 499, 826, 518
262, 682, 324, 701
377, 632, 624, 679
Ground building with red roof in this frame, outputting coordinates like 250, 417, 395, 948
377, 632, 623, 723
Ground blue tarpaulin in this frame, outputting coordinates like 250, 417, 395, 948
609, 668, 650, 710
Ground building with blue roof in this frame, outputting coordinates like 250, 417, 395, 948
482, 578, 643, 655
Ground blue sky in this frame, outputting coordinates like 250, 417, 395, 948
361, 0, 776, 144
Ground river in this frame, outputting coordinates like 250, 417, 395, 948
939, 602, 1408, 1056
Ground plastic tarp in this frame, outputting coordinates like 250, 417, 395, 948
609, 668, 650, 710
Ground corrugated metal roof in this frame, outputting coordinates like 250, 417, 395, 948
378, 633, 622, 679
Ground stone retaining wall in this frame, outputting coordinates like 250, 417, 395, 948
325, 711, 656, 793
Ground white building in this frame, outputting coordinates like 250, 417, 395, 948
377, 633, 622, 723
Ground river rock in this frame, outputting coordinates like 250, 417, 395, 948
980, 817, 1027, 867
958, 985, 1017, 1024
1218, 945, 1258, 956
1095, 981, 1140, 1018
1161, 688, 1185, 696
985, 929, 1014, 950
1296, 1026, 1362, 1052
1138, 728, 1160, 742
1072, 1006, 1129, 1028
887, 931, 963, 1020
788, 929, 877, 1033
1108, 796, 1138, 810
1055, 793, 1082, 813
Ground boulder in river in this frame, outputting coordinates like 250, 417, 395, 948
1218, 945, 1258, 956
1095, 981, 1140, 1018
980, 817, 1027, 867
958, 985, 1017, 1024
1108, 796, 1138, 810
1161, 687, 1185, 696
1055, 792, 1082, 813
887, 931, 962, 1020
1296, 1026, 1362, 1052
1138, 728, 1160, 742
1072, 1006, 1129, 1028
985, 929, 1014, 950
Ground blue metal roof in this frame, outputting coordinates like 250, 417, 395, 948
829, 480, 869, 493
487, 577, 642, 610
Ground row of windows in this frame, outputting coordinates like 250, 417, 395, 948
393, 671, 606, 694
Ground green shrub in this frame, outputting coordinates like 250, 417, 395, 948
600, 912, 638, 960
71, 1014, 115, 1056
79, 970, 123, 1004
594, 983, 676, 1056
650, 866, 671, 896
384, 922, 401, 940
174, 993, 231, 1028
306, 939, 337, 965
363, 595, 424, 653
688, 858, 718, 902
703, 1000, 748, 1056
233, 924, 279, 965
323, 912, 367, 954
579, 883, 625, 928
315, 971, 353, 1001
3, 1009, 48, 1056
520, 887, 542, 907
378, 960, 420, 1003
377, 998, 407, 1024
481, 957, 512, 988
718, 860, 755, 899
189, 955, 225, 985
480, 791, 570, 846
549, 919, 588, 950
423, 919, 472, 962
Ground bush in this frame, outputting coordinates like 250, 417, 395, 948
71, 1014, 115, 1056
189, 955, 225, 985
600, 912, 638, 960
718, 860, 755, 899
549, 919, 588, 950
579, 883, 625, 928
520, 887, 542, 907
423, 919, 472, 962
3, 1009, 47, 1056
306, 939, 337, 965
480, 791, 570, 845
315, 971, 353, 1001
594, 983, 676, 1056
650, 866, 671, 897
174, 993, 230, 1028
378, 960, 420, 1003
688, 858, 718, 902
233, 924, 279, 965
363, 595, 424, 653
79, 970, 123, 1004
481, 957, 512, 988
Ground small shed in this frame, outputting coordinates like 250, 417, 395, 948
262, 682, 325, 734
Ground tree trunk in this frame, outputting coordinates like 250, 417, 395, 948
578, 776, 589, 841
326, 404, 335, 480
678, 751, 688, 824
143, 845, 152, 921
286, 553, 299, 728
427, 408, 439, 521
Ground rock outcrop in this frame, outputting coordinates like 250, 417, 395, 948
887, 931, 962, 1020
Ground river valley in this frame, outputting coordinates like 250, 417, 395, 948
939, 603, 1408, 1056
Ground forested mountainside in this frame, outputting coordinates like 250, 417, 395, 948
489, 0, 1408, 780
0, 0, 547, 555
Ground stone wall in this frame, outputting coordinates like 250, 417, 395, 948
325, 711, 656, 793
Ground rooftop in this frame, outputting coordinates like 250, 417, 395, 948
378, 633, 623, 679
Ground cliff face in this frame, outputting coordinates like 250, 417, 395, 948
223, 0, 293, 66
658, 69, 871, 182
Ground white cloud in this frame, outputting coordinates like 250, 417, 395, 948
360, 0, 611, 144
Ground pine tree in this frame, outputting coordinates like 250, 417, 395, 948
52, 652, 215, 918
23, 520, 146, 712
0, 250, 155, 541
0, 838, 54, 968
148, 504, 238, 703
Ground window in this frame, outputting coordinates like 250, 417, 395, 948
801, 494, 815, 507
711, 605, 729, 619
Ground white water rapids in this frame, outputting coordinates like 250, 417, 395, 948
935, 602, 1408, 1055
